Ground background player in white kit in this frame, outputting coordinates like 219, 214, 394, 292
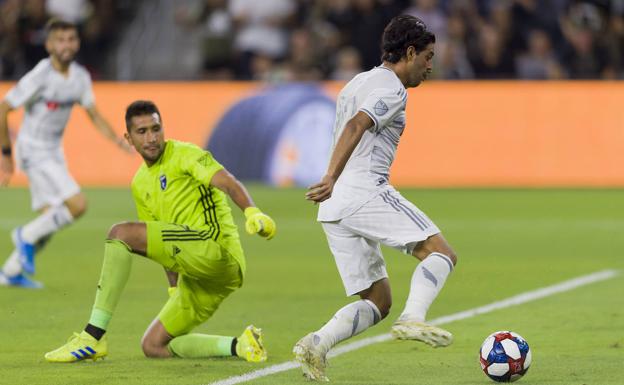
0, 19, 131, 288
294, 15, 458, 381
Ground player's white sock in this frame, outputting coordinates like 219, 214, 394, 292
314, 299, 381, 353
1, 250, 22, 277
399, 252, 454, 322
20, 205, 74, 244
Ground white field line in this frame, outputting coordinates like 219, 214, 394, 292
206, 269, 619, 385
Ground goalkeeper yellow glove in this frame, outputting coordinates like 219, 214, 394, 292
244, 207, 276, 240
168, 286, 177, 298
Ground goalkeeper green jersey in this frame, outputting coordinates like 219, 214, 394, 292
131, 140, 245, 276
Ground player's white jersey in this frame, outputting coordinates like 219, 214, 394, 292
318, 66, 408, 222
5, 58, 94, 151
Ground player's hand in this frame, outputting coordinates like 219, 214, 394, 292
305, 174, 336, 203
0, 154, 14, 187
244, 207, 276, 240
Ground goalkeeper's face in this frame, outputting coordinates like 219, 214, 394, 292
125, 113, 165, 165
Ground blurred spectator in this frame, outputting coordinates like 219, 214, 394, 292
515, 29, 565, 79
404, 0, 448, 41
0, 0, 22, 78
330, 46, 363, 80
176, 0, 235, 79
229, 0, 296, 79
46, 0, 92, 24
560, 1, 614, 78
18, 0, 49, 71
469, 23, 515, 78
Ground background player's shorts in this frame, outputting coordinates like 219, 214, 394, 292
145, 221, 243, 336
321, 186, 440, 296
16, 147, 80, 211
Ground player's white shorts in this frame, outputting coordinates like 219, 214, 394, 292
16, 145, 80, 211
321, 186, 440, 296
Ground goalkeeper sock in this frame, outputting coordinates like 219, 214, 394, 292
168, 334, 235, 358
21, 205, 74, 244
399, 252, 453, 322
314, 299, 381, 353
86, 240, 133, 334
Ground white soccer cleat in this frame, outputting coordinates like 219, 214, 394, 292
391, 319, 453, 347
293, 333, 329, 382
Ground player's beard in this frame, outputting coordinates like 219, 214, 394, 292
53, 48, 77, 66
142, 144, 164, 163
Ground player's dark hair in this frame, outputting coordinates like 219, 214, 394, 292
45, 18, 77, 36
381, 15, 435, 63
125, 100, 161, 131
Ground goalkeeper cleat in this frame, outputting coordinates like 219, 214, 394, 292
390, 319, 453, 347
45, 331, 108, 363
0, 272, 43, 289
12, 227, 36, 275
236, 325, 267, 363
293, 333, 329, 382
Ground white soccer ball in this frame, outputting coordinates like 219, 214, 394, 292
479, 331, 531, 382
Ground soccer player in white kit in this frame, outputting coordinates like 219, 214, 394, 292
0, 19, 131, 288
293, 15, 458, 381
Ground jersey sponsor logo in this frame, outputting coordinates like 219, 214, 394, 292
45, 100, 74, 110
159, 174, 167, 190
374, 99, 389, 116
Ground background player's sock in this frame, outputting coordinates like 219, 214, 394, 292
21, 205, 74, 244
1, 250, 22, 277
398, 252, 454, 322
86, 240, 133, 334
168, 334, 235, 358
314, 299, 381, 352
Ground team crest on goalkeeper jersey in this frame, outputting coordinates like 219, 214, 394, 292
374, 99, 389, 116
159, 175, 167, 190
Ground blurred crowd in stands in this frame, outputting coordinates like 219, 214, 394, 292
0, 0, 135, 79
2, 0, 624, 81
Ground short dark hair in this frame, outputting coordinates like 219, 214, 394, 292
381, 15, 435, 63
45, 18, 77, 36
125, 100, 161, 131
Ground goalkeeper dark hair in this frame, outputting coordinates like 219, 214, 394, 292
381, 15, 435, 63
125, 100, 162, 131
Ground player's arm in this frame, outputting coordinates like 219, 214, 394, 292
305, 111, 373, 203
85, 105, 133, 153
0, 100, 15, 186
210, 169, 276, 240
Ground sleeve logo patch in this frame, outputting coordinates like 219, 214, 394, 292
374, 99, 389, 116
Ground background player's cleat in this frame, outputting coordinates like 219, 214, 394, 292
293, 333, 329, 382
0, 272, 43, 289
390, 320, 453, 347
236, 325, 267, 362
45, 331, 108, 363
12, 228, 36, 275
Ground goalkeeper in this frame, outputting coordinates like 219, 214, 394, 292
45, 100, 276, 363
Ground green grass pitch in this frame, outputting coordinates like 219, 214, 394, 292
1, 187, 622, 385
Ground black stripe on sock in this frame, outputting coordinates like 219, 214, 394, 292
231, 337, 238, 356
85, 324, 106, 341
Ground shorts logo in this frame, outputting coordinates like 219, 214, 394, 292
159, 175, 167, 190
374, 99, 389, 116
